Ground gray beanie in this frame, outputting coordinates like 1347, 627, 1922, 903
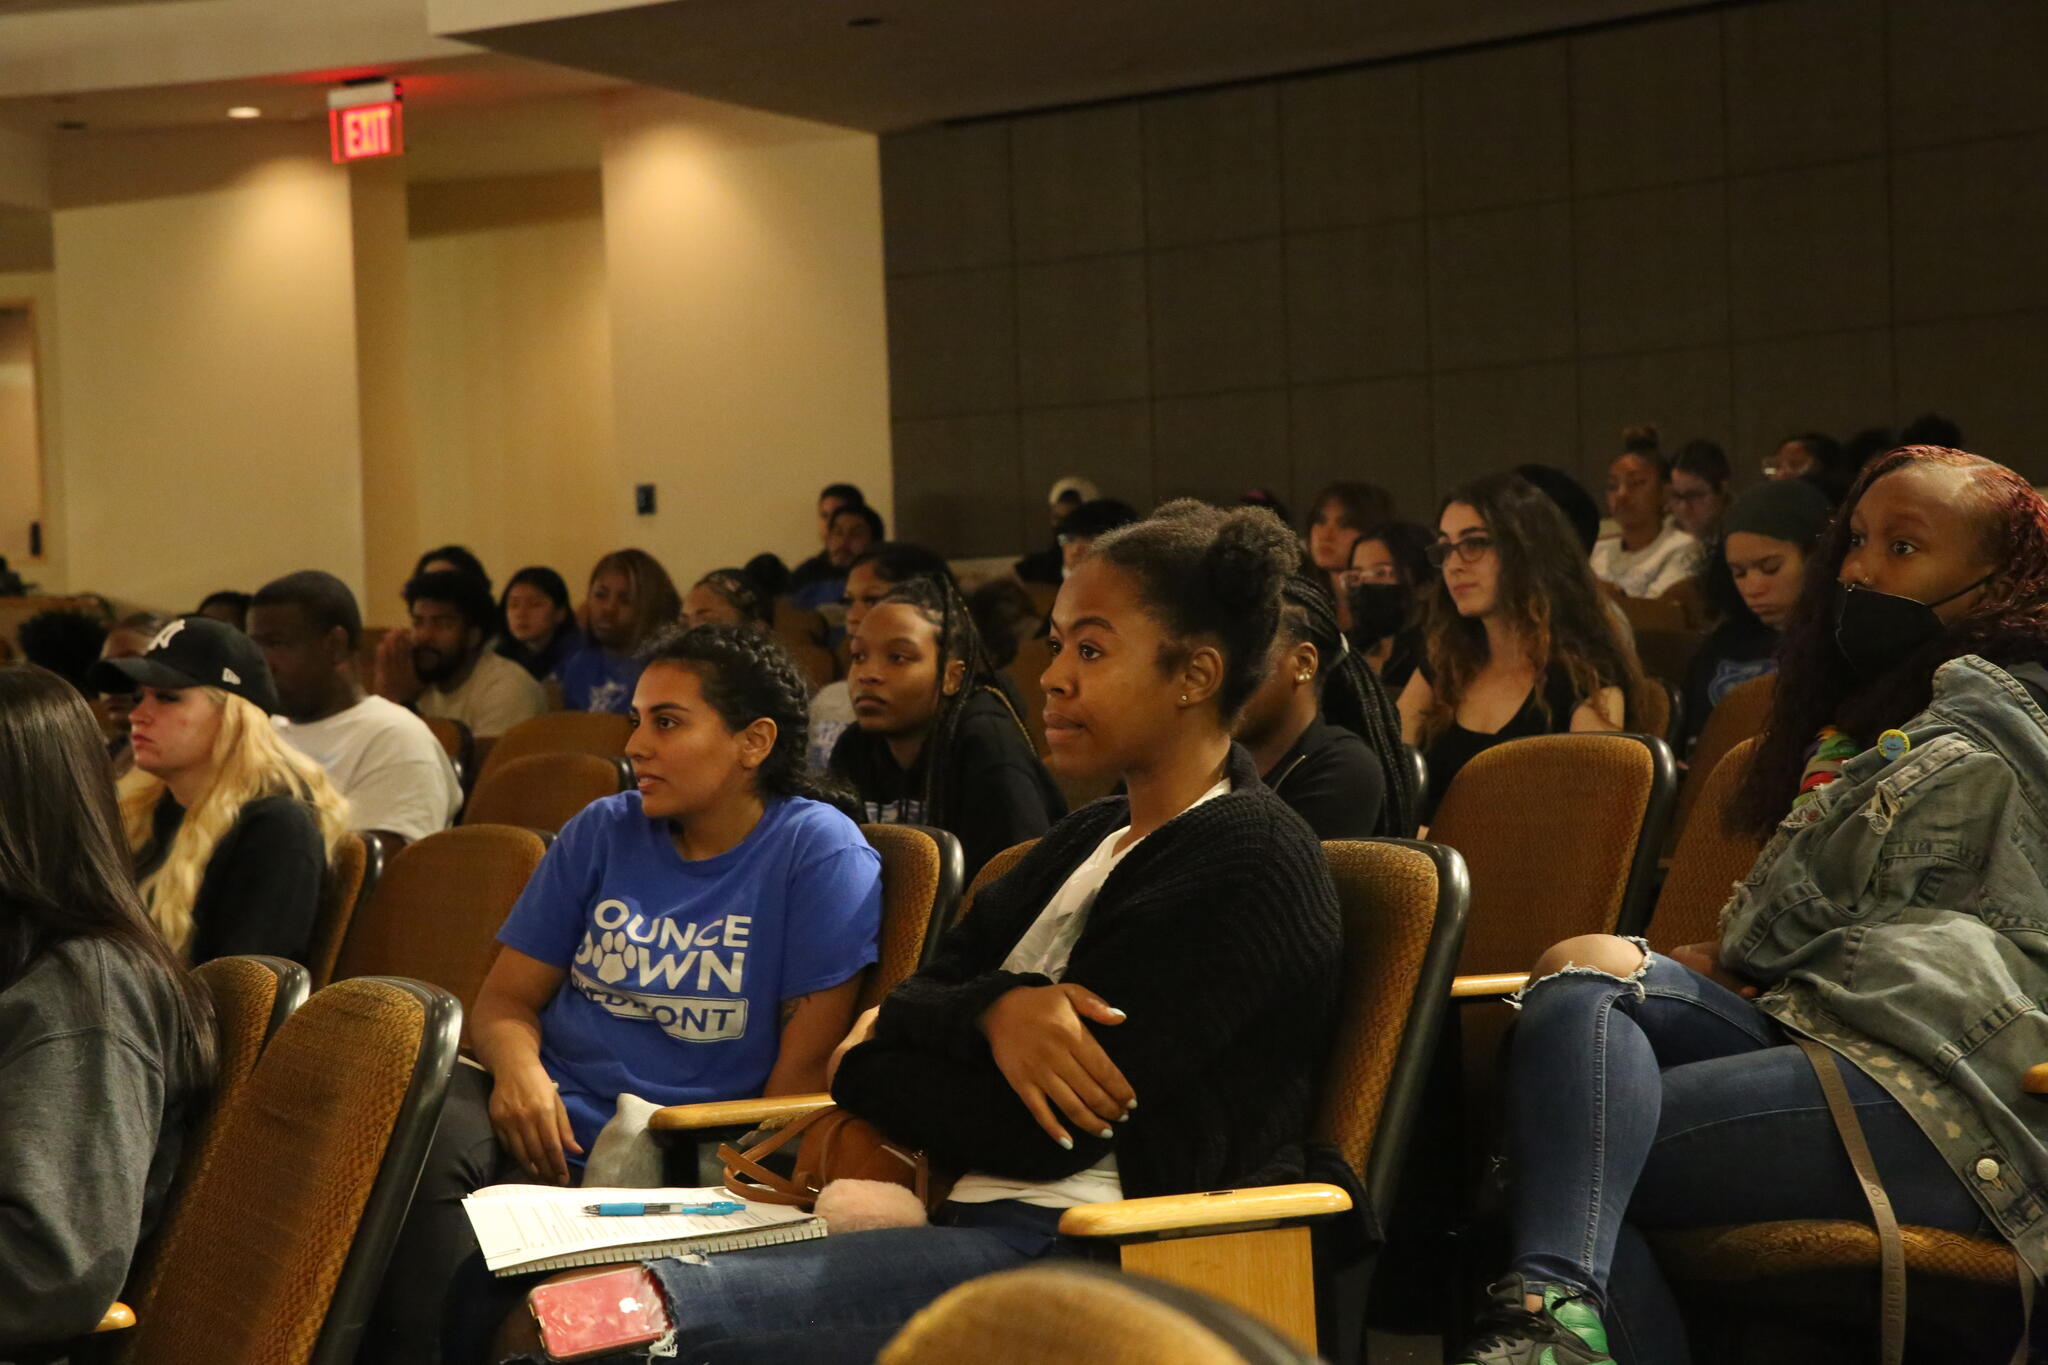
1723, 479, 1832, 547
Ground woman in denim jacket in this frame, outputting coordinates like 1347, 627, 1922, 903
1457, 446, 2048, 1365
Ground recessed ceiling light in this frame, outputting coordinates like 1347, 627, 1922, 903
227, 106, 262, 120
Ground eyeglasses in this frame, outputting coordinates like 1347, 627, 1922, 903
1426, 535, 1495, 568
1337, 565, 1401, 588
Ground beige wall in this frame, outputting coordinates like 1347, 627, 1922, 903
0, 307, 41, 568
50, 124, 366, 609
602, 91, 893, 588
879, 0, 2048, 554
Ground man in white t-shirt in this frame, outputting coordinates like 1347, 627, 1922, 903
252, 571, 462, 843
375, 569, 547, 740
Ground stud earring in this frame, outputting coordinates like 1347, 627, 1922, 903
1180, 694, 1189, 704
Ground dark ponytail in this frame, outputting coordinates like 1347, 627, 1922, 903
1279, 573, 1417, 836
1093, 499, 1299, 721
638, 624, 857, 812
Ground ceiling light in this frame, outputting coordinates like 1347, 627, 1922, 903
227, 106, 262, 120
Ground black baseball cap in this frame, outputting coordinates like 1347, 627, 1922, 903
89, 615, 282, 714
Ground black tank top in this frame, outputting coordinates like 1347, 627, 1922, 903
1421, 664, 1583, 821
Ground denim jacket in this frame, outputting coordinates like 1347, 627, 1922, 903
1719, 655, 2048, 1280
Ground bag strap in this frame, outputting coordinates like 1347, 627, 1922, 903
717, 1106, 836, 1207
1796, 1036, 1906, 1365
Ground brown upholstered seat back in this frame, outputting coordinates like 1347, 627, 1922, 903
1634, 679, 1673, 743
958, 839, 1037, 925
1648, 737, 1766, 952
1430, 733, 1660, 975
128, 978, 451, 1365
460, 751, 624, 833
858, 824, 942, 1011
306, 834, 375, 990
476, 711, 631, 783
1672, 672, 1775, 845
331, 825, 547, 1013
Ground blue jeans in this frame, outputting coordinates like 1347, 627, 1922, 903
1507, 953, 1992, 1365
632, 1199, 1081, 1363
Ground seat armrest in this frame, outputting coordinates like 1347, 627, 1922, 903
1057, 1183, 1351, 1240
647, 1094, 833, 1132
1451, 972, 1530, 1000
95, 1302, 136, 1333
2023, 1064, 2048, 1097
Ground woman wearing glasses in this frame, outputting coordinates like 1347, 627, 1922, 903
1397, 472, 1647, 821
1339, 521, 1435, 691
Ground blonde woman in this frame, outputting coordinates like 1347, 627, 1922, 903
92, 616, 349, 966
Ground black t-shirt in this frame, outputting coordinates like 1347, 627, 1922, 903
1421, 663, 1583, 822
139, 790, 325, 966
828, 686, 1066, 879
1261, 718, 1387, 841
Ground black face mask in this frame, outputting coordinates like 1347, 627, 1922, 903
1833, 575, 1993, 678
1347, 584, 1411, 643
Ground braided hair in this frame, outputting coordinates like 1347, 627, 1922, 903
865, 574, 1035, 834
1280, 571, 1417, 837
638, 624, 856, 812
690, 567, 772, 627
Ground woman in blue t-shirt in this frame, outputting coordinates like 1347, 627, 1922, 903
369, 624, 882, 1365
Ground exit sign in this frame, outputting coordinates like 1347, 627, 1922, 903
328, 80, 404, 164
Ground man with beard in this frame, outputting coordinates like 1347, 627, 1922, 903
376, 569, 545, 739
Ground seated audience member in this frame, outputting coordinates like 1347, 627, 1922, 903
253, 571, 462, 844
1305, 480, 1396, 632
97, 611, 166, 771
368, 624, 883, 1365
16, 607, 107, 695
1341, 520, 1434, 691
91, 617, 350, 966
194, 590, 250, 631
967, 577, 1040, 671
0, 666, 215, 1357
788, 483, 868, 598
1678, 480, 1831, 753
556, 548, 683, 715
1053, 498, 1140, 580
509, 499, 1341, 1360
806, 542, 955, 771
832, 575, 1065, 878
745, 551, 793, 601
376, 570, 547, 739
1400, 473, 1642, 820
1592, 425, 1699, 599
1455, 445, 2047, 1365
410, 544, 492, 597
1016, 474, 1098, 585
495, 566, 585, 682
1233, 571, 1414, 838
791, 502, 886, 613
1669, 438, 1732, 542
684, 567, 772, 629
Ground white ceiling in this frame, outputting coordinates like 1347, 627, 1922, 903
433, 0, 1724, 132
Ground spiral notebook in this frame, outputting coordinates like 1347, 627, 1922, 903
463, 1184, 825, 1276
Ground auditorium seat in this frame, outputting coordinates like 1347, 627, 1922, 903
460, 751, 629, 833
1670, 672, 1775, 850
305, 832, 384, 990
857, 824, 965, 1009
1646, 737, 1765, 953
421, 716, 475, 795
475, 711, 631, 785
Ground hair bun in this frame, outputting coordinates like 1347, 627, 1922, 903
1201, 504, 1298, 616
1620, 422, 1661, 455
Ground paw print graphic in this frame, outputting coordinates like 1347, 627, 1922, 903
591, 930, 642, 985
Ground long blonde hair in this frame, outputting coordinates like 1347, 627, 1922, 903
120, 689, 351, 957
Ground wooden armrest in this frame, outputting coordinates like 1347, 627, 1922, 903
1451, 972, 1530, 1000
2023, 1064, 2048, 1096
94, 1302, 135, 1333
1057, 1183, 1351, 1240
646, 1093, 832, 1132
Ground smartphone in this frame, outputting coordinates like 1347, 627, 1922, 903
528, 1264, 672, 1362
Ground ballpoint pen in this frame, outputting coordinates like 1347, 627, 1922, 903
583, 1200, 746, 1217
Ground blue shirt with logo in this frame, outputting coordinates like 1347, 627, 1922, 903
497, 792, 883, 1155
556, 646, 643, 716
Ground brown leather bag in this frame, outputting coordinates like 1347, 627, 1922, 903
718, 1107, 952, 1213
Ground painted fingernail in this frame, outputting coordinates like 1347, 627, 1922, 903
1106, 1008, 1127, 1020
1125, 1099, 1138, 1114
1098, 1127, 1115, 1140
1056, 1135, 1073, 1151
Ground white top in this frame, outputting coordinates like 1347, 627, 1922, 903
949, 777, 1231, 1210
416, 649, 548, 740
1590, 522, 1700, 600
276, 695, 462, 843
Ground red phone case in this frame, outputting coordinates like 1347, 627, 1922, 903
528, 1264, 672, 1362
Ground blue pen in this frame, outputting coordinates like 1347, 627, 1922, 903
584, 1200, 746, 1217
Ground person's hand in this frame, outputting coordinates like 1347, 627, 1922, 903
374, 627, 421, 702
825, 1006, 880, 1087
980, 984, 1135, 1149
1669, 941, 1758, 999
488, 1062, 583, 1185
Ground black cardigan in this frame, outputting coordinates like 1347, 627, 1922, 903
831, 744, 1342, 1199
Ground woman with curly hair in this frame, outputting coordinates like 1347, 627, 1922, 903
1452, 446, 2048, 1365
1398, 471, 1647, 820
370, 624, 883, 1364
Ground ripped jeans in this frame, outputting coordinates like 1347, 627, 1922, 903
1507, 951, 1992, 1365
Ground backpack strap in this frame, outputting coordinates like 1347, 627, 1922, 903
1796, 1036, 1906, 1365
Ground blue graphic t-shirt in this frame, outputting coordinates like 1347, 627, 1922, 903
497, 792, 883, 1155
556, 646, 643, 716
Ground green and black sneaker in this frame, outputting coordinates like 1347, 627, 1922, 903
1452, 1274, 1615, 1365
